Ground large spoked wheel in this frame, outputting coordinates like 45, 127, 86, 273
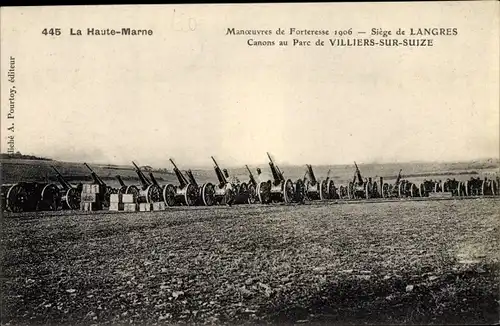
364, 183, 371, 199
238, 182, 248, 197
410, 183, 418, 197
347, 182, 354, 199
294, 179, 305, 203
320, 180, 328, 200
419, 183, 425, 197
6, 184, 28, 213
491, 180, 498, 196
64, 188, 81, 210
39, 183, 61, 211
222, 188, 235, 206
125, 185, 140, 201
201, 183, 215, 206
247, 183, 257, 204
146, 185, 162, 203
184, 183, 198, 206
257, 181, 271, 204
283, 179, 295, 204
327, 180, 335, 199
163, 184, 176, 207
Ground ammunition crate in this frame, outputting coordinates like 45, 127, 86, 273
123, 203, 137, 212
109, 202, 124, 211
110, 193, 122, 203
81, 193, 97, 203
81, 202, 100, 211
139, 203, 152, 212
152, 202, 166, 211
122, 194, 135, 203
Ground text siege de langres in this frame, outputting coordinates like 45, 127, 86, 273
225, 27, 459, 47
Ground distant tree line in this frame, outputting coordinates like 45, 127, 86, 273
0, 152, 52, 161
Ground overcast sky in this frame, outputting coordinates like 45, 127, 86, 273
1, 3, 498, 168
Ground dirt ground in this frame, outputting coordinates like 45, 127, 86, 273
1, 198, 499, 325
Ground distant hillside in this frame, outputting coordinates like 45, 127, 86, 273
0, 152, 52, 161
1, 157, 498, 187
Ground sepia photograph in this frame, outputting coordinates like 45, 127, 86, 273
1, 2, 499, 325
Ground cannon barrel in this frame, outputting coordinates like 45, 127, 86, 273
149, 172, 160, 187
51, 166, 72, 190
246, 165, 257, 187
307, 164, 317, 184
267, 152, 285, 184
186, 170, 198, 187
395, 169, 403, 185
212, 156, 227, 185
116, 175, 126, 188
131, 161, 151, 188
354, 162, 363, 185
169, 158, 188, 188
84, 163, 106, 186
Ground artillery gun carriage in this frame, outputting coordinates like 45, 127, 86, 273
304, 165, 336, 200
185, 169, 215, 206
168, 159, 214, 206
116, 175, 140, 199
260, 153, 305, 204
84, 163, 119, 208
211, 157, 250, 205
1, 181, 60, 212
346, 162, 379, 199
131, 162, 162, 204
51, 166, 82, 210
245, 165, 259, 204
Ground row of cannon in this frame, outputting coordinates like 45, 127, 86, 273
1, 154, 499, 213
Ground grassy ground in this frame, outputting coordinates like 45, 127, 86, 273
1, 198, 499, 325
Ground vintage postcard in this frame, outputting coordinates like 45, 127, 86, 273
1, 2, 499, 325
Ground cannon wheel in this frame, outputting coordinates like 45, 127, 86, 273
398, 182, 404, 198
382, 183, 389, 198
465, 180, 469, 196
163, 184, 176, 207
201, 183, 215, 206
364, 183, 370, 199
222, 187, 235, 206
319, 180, 328, 200
481, 180, 486, 196
327, 180, 335, 199
247, 183, 257, 204
492, 180, 498, 196
40, 183, 60, 211
183, 183, 198, 206
146, 184, 162, 203
257, 181, 271, 204
419, 183, 425, 197
347, 182, 353, 199
238, 182, 248, 197
294, 179, 305, 203
6, 184, 28, 213
125, 185, 140, 201
64, 188, 81, 210
410, 183, 418, 197
283, 179, 295, 204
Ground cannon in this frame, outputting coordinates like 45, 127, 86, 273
185, 169, 215, 206
211, 157, 250, 205
442, 178, 460, 196
148, 171, 176, 207
416, 179, 438, 197
168, 159, 214, 206
481, 177, 498, 196
304, 165, 336, 201
131, 161, 162, 204
261, 152, 304, 204
51, 166, 81, 210
1, 180, 60, 213
84, 163, 119, 208
245, 165, 259, 204
347, 162, 379, 199
115, 175, 140, 199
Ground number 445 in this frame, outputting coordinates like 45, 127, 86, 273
42, 28, 61, 36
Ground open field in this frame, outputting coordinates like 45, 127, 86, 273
1, 198, 499, 325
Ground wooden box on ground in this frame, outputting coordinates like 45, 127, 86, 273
152, 202, 166, 211
139, 203, 152, 212
123, 203, 137, 212
109, 202, 124, 211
